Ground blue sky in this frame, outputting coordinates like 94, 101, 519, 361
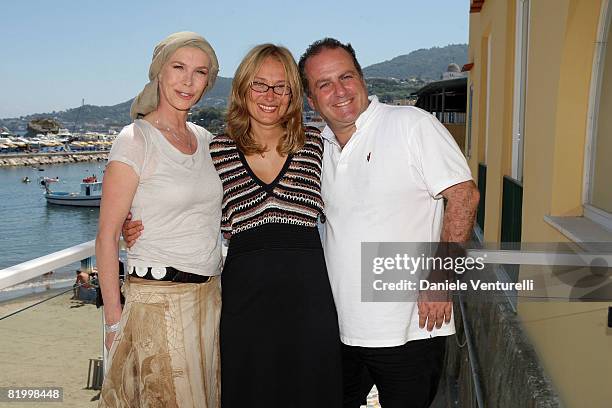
0, 0, 469, 118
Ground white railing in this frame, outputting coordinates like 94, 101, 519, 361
2, 242, 609, 292
0, 239, 106, 390
0, 240, 96, 290
467, 248, 612, 266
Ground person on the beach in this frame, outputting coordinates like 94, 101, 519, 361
73, 269, 90, 299
96, 32, 222, 408
123, 43, 343, 407
298, 38, 479, 408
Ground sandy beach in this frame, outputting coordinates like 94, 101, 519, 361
0, 290, 102, 407
0, 290, 389, 408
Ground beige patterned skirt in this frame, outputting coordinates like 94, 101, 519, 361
99, 276, 221, 408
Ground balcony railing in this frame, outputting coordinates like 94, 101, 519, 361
1, 240, 610, 407
0, 240, 95, 290
0, 240, 103, 406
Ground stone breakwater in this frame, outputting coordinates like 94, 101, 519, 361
0, 152, 109, 167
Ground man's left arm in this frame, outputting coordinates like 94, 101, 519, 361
418, 180, 480, 331
409, 115, 480, 330
440, 180, 480, 242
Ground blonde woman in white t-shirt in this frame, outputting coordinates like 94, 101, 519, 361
95, 32, 223, 408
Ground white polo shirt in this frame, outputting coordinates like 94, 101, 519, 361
321, 96, 473, 347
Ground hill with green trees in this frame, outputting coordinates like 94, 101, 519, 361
363, 44, 467, 80
0, 77, 233, 130
1, 46, 467, 131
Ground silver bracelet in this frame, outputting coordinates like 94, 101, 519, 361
104, 321, 121, 333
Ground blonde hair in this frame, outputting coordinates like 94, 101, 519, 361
227, 44, 305, 155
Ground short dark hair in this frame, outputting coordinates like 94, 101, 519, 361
298, 38, 363, 96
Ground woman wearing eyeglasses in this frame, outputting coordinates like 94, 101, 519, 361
209, 44, 342, 407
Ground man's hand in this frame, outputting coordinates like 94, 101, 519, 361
122, 212, 143, 249
418, 297, 452, 331
416, 180, 478, 331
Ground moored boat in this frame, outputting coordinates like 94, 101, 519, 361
41, 175, 102, 207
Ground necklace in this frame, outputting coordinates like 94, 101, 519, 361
154, 119, 194, 152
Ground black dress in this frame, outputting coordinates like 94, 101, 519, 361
209, 132, 342, 407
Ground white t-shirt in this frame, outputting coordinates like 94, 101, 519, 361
108, 119, 223, 276
321, 96, 473, 347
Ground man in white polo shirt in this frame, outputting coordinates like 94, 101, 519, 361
299, 39, 479, 407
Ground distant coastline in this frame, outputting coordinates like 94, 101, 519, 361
0, 151, 108, 167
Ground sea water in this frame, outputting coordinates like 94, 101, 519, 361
0, 161, 104, 301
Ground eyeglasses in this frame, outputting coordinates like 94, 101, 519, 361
250, 81, 291, 96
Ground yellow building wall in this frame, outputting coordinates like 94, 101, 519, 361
592, 18, 612, 213
520, 2, 611, 407
444, 123, 466, 150
468, 0, 516, 242
519, 300, 612, 407
501, 2, 516, 180
520, 2, 569, 242
548, 1, 600, 217
477, 29, 489, 166
467, 12, 484, 178
468, 1, 612, 406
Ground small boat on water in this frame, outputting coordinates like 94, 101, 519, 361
41, 175, 102, 207
22, 176, 31, 183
